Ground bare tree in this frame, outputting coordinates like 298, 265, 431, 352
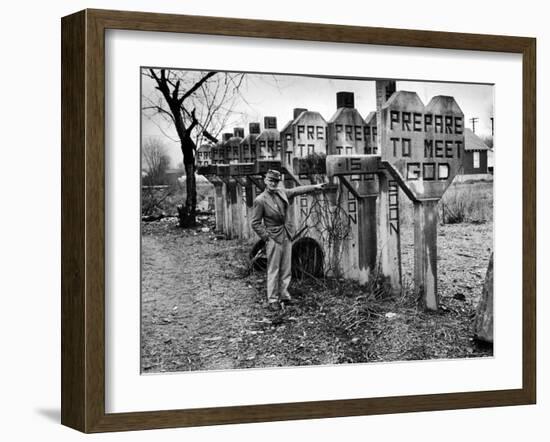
142, 69, 246, 227
142, 137, 171, 186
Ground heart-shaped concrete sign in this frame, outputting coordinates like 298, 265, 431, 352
381, 91, 465, 201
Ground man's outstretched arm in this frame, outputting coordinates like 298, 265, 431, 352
285, 183, 327, 199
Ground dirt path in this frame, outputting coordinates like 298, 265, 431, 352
141, 218, 349, 372
141, 217, 493, 373
141, 220, 261, 372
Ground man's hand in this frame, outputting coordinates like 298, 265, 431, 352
291, 182, 332, 198
314, 183, 329, 192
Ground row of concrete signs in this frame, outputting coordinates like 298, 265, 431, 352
198, 90, 466, 311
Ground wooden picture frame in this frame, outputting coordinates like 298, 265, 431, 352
61, 9, 536, 433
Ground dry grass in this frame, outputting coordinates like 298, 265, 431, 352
285, 264, 492, 364
440, 182, 493, 224
397, 180, 493, 226
141, 181, 215, 217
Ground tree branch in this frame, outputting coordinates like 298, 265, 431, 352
142, 105, 175, 123
178, 71, 217, 104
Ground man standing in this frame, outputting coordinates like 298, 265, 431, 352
251, 170, 326, 311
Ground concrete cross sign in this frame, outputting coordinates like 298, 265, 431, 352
324, 92, 381, 282
256, 117, 281, 160
380, 90, 466, 310
281, 109, 327, 171
381, 91, 465, 201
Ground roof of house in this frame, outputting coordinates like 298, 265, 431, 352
464, 128, 491, 151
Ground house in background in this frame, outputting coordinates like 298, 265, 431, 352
462, 128, 490, 174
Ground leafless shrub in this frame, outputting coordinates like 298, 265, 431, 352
298, 189, 352, 279
141, 185, 176, 217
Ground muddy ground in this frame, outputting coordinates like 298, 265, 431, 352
141, 214, 493, 373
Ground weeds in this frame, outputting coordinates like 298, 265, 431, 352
397, 180, 493, 226
142, 185, 176, 217
440, 182, 493, 224
142, 181, 215, 217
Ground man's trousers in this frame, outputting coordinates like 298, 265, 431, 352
266, 236, 292, 303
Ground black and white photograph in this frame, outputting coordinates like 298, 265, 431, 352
140, 68, 494, 373
4, 0, 546, 439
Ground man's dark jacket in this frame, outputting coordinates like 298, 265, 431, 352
251, 185, 319, 244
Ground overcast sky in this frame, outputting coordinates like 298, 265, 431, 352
142, 71, 494, 168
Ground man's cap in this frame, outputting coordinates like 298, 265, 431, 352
265, 169, 281, 181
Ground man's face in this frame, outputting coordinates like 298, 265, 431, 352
264, 177, 280, 192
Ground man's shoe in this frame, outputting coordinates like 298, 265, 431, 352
280, 296, 298, 305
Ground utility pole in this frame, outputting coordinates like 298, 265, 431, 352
469, 117, 479, 133
490, 117, 494, 136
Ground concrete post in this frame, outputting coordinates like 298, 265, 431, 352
213, 182, 224, 232
326, 155, 380, 283
357, 195, 378, 283
232, 182, 243, 238
221, 180, 233, 238
413, 200, 439, 310
375, 80, 402, 293
378, 172, 402, 293
327, 92, 378, 281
